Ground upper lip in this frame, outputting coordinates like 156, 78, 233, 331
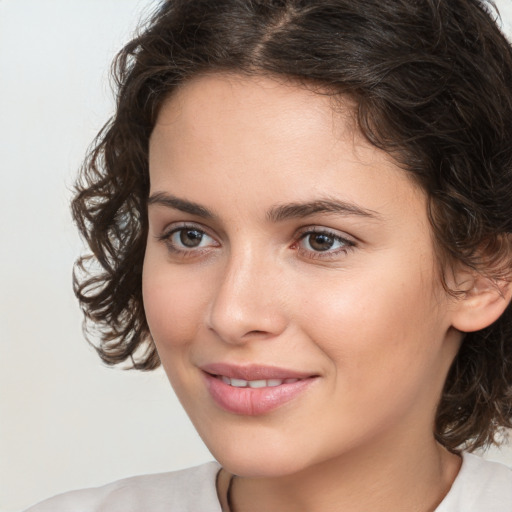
200, 362, 316, 381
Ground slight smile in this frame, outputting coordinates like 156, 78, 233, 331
218, 377, 301, 388
200, 364, 319, 416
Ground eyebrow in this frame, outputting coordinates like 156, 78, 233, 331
147, 192, 215, 218
147, 192, 380, 222
267, 198, 381, 222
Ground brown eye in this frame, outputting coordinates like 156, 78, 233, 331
296, 229, 354, 257
159, 225, 218, 253
307, 233, 335, 251
179, 228, 204, 248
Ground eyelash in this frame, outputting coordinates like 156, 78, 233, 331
157, 224, 356, 260
157, 223, 219, 258
294, 228, 356, 259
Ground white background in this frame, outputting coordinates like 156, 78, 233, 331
1, 1, 512, 511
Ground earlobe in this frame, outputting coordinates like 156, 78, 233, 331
450, 274, 512, 333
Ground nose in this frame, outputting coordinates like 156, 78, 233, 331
206, 248, 289, 345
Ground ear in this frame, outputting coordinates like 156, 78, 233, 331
450, 271, 512, 333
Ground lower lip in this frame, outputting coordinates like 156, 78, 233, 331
203, 372, 317, 416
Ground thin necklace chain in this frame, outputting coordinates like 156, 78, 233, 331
226, 474, 237, 512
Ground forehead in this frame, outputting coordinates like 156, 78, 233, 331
153, 73, 350, 150
149, 72, 426, 223
151, 73, 404, 179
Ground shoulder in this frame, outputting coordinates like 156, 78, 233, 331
436, 452, 512, 512
23, 462, 222, 512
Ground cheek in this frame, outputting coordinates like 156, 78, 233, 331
142, 252, 209, 350
296, 259, 447, 392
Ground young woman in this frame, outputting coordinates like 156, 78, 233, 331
27, 0, 512, 510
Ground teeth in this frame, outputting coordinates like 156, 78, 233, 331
219, 376, 297, 388
248, 379, 266, 388
230, 378, 248, 387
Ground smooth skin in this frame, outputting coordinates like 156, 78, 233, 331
143, 73, 510, 512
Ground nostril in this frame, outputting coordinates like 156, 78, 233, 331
206, 285, 288, 344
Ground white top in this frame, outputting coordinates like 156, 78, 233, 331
435, 453, 512, 511
24, 453, 512, 511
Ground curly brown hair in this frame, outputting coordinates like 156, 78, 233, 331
72, 0, 512, 452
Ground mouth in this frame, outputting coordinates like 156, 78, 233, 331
200, 362, 314, 381
215, 376, 301, 388
200, 363, 318, 415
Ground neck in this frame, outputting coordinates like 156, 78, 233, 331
222, 436, 461, 512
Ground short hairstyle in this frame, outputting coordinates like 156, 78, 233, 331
73, 0, 512, 452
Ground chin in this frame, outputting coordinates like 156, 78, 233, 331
218, 455, 308, 478
205, 432, 315, 478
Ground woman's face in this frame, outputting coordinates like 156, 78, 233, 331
143, 73, 462, 476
